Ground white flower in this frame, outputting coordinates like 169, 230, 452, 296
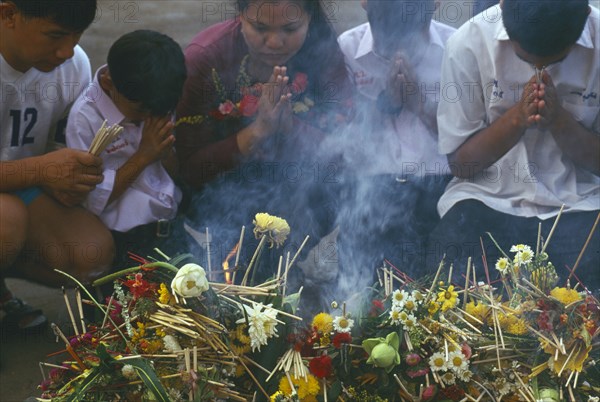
440, 372, 456, 385
447, 351, 469, 374
389, 305, 404, 325
456, 369, 473, 382
170, 263, 209, 298
510, 244, 534, 266
163, 334, 182, 353
121, 364, 137, 380
391, 289, 409, 307
236, 303, 279, 352
495, 257, 510, 274
411, 290, 424, 304
429, 352, 448, 372
588, 397, 599, 402
333, 315, 354, 333
402, 313, 417, 332
402, 296, 418, 313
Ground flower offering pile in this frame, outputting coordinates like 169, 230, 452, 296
37, 214, 600, 401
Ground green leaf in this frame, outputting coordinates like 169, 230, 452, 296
123, 358, 171, 402
65, 367, 104, 402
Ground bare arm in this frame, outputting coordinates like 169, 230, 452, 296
449, 75, 539, 178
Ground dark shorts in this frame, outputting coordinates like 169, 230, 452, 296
12, 187, 43, 205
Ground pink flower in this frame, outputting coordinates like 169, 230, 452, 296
218, 100, 236, 115
461, 343, 472, 360
406, 368, 429, 378
405, 353, 421, 366
290, 72, 308, 94
422, 385, 438, 400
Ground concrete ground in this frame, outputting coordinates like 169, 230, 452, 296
0, 0, 484, 400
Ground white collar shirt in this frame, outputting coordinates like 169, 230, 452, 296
66, 66, 181, 232
437, 5, 600, 219
338, 20, 456, 176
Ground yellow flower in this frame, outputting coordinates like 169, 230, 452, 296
507, 319, 528, 335
230, 324, 252, 355
270, 391, 284, 401
253, 213, 291, 248
437, 285, 458, 312
550, 287, 581, 305
312, 312, 333, 334
427, 301, 440, 315
158, 283, 172, 304
465, 301, 489, 325
278, 373, 320, 399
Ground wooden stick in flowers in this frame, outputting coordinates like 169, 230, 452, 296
463, 257, 471, 308
541, 204, 565, 254
235, 225, 245, 269
62, 287, 80, 336
206, 227, 212, 280
242, 235, 267, 286
50, 323, 87, 370
424, 257, 445, 305
568, 211, 600, 284
76, 287, 86, 334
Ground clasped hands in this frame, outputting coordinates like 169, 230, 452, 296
519, 70, 563, 130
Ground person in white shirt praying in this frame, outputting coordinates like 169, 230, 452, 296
66, 30, 186, 268
333, 0, 455, 282
428, 0, 600, 289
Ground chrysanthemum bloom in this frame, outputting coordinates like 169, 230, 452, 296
402, 314, 417, 332
236, 303, 279, 352
312, 312, 333, 334
253, 213, 290, 248
510, 244, 534, 266
278, 373, 320, 401
389, 305, 403, 326
332, 332, 352, 349
437, 285, 458, 312
403, 297, 418, 313
465, 301, 489, 325
550, 287, 581, 305
333, 316, 354, 333
309, 354, 332, 378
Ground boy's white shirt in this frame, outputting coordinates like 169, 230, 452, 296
437, 5, 600, 219
66, 65, 181, 232
1, 45, 91, 161
337, 20, 456, 176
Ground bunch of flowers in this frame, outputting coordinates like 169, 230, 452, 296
176, 55, 313, 128
37, 213, 600, 401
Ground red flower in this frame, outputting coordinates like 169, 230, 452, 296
406, 368, 429, 378
421, 385, 437, 400
290, 72, 308, 94
332, 332, 352, 349
218, 100, 236, 115
123, 273, 156, 300
369, 299, 385, 316
309, 354, 332, 379
239, 94, 259, 117
461, 343, 472, 360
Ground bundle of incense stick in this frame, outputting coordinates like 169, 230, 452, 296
88, 120, 123, 156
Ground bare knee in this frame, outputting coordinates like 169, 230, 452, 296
70, 223, 115, 285
0, 194, 28, 267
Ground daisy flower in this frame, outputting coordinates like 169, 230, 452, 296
447, 351, 469, 374
456, 369, 473, 382
437, 285, 458, 312
392, 289, 409, 307
333, 315, 354, 333
411, 290, 424, 304
402, 313, 417, 332
429, 352, 448, 372
495, 257, 510, 275
440, 372, 456, 385
389, 305, 403, 326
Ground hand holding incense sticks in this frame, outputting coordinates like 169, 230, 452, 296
88, 120, 123, 156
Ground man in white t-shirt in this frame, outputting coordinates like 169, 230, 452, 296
428, 0, 600, 288
331, 0, 455, 289
0, 0, 114, 331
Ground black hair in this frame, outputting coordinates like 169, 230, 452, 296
366, 0, 436, 54
3, 0, 97, 32
107, 30, 187, 115
236, 0, 346, 95
502, 0, 589, 57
